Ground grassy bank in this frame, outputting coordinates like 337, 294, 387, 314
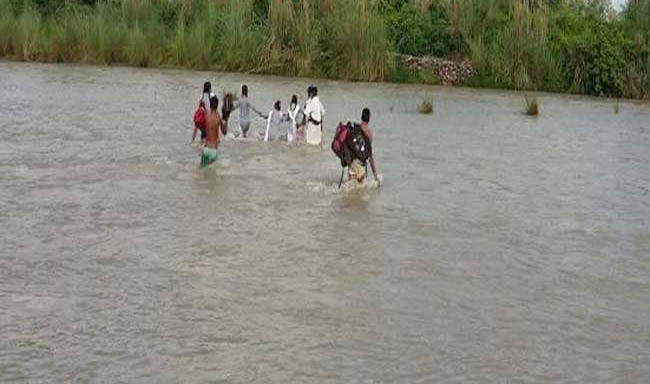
0, 0, 394, 80
1, 0, 648, 99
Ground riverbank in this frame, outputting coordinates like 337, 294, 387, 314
1, 0, 648, 99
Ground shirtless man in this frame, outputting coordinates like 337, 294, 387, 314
348, 108, 380, 187
200, 95, 223, 168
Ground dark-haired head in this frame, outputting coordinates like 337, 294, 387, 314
242, 85, 248, 97
210, 95, 219, 111
291, 94, 298, 105
361, 108, 370, 123
274, 100, 281, 111
312, 86, 318, 97
203, 81, 211, 94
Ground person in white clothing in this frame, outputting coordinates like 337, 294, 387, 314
200, 81, 212, 112
304, 85, 325, 145
287, 94, 301, 143
264, 101, 288, 142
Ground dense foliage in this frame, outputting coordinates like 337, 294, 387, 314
0, 0, 648, 98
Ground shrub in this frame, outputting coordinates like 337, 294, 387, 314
381, 0, 457, 58
417, 95, 433, 114
622, 0, 650, 99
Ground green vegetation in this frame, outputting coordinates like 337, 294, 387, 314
0, 0, 648, 99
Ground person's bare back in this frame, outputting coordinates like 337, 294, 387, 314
205, 109, 222, 149
200, 95, 223, 168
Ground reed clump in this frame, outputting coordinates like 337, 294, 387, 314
524, 95, 539, 116
417, 95, 434, 114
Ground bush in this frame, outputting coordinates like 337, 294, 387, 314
379, 0, 466, 58
622, 0, 650, 99
551, 5, 627, 97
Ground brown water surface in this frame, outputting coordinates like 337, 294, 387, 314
1, 62, 649, 383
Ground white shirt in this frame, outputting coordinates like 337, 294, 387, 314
287, 103, 301, 142
264, 109, 286, 142
304, 96, 325, 124
288, 103, 300, 123
201, 93, 211, 111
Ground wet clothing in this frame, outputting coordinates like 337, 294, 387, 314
235, 96, 259, 125
201, 93, 211, 114
287, 103, 300, 143
200, 147, 218, 168
304, 96, 325, 145
234, 96, 262, 138
348, 159, 366, 181
240, 121, 251, 137
264, 109, 287, 142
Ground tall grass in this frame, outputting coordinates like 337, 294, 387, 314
448, 0, 562, 91
14, 2, 43, 61
171, 1, 219, 69
215, 0, 265, 72
292, 0, 321, 76
0, 0, 646, 98
324, 0, 394, 81
262, 0, 322, 76
0, 1, 16, 56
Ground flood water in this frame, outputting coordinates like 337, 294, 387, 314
1, 61, 649, 383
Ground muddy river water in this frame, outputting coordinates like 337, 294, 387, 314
1, 62, 649, 383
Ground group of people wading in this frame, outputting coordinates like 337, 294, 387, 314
192, 81, 380, 187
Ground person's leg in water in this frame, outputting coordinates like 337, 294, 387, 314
200, 147, 218, 168
240, 121, 251, 137
348, 159, 366, 184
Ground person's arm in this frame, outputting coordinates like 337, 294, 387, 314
192, 125, 198, 143
304, 101, 312, 121
264, 111, 272, 142
216, 125, 221, 149
369, 155, 380, 186
249, 100, 264, 118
